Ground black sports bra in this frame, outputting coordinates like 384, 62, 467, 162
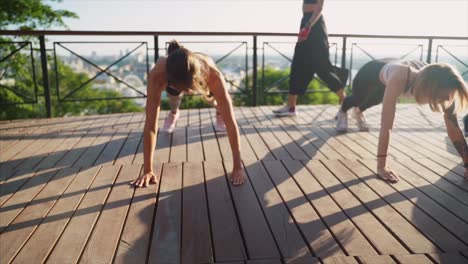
304, 0, 318, 3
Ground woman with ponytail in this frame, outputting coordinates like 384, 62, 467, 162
131, 40, 246, 187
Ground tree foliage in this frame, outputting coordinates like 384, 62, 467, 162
0, 0, 78, 30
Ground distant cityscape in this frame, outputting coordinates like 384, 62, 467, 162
61, 48, 466, 99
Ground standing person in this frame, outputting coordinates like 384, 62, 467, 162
131, 40, 246, 187
273, 0, 349, 117
336, 59, 468, 182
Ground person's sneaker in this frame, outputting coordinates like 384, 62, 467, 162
272, 105, 297, 117
163, 111, 179, 133
353, 107, 369, 131
215, 113, 226, 132
336, 110, 348, 132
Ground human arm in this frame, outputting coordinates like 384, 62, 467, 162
444, 110, 468, 180
376, 70, 406, 182
298, 0, 324, 41
209, 68, 245, 185
131, 62, 165, 187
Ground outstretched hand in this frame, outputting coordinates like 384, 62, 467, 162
230, 167, 246, 186
377, 167, 399, 183
131, 172, 158, 188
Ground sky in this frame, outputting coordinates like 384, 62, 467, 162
46, 0, 468, 37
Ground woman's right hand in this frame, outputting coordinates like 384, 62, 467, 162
131, 172, 158, 188
377, 167, 399, 183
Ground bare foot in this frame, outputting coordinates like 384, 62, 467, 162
377, 168, 399, 183
230, 168, 246, 186
131, 172, 158, 188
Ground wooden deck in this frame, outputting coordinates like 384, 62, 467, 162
1, 105, 468, 264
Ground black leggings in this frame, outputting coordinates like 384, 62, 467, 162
341, 59, 394, 112
289, 14, 348, 95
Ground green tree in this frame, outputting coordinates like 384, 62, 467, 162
0, 0, 78, 30
235, 66, 341, 106
1, 0, 144, 120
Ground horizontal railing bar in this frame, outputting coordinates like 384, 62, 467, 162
1, 30, 467, 40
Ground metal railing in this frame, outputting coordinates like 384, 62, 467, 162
1, 30, 467, 117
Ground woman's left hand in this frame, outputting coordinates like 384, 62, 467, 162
230, 167, 246, 186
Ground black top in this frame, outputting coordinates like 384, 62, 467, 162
304, 0, 318, 3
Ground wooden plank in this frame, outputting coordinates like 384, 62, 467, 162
70, 129, 116, 168
266, 160, 344, 258
0, 168, 60, 233
46, 165, 121, 263
187, 126, 205, 162
268, 126, 309, 160
393, 254, 434, 264
280, 125, 327, 160
200, 110, 223, 161
255, 125, 292, 160
321, 256, 359, 264
148, 162, 183, 264
114, 130, 143, 165
240, 125, 275, 161
284, 257, 321, 264
385, 160, 468, 244
54, 130, 105, 167
300, 160, 378, 256
428, 252, 468, 264
0, 169, 35, 207
359, 159, 467, 252
227, 160, 280, 260
247, 260, 282, 264
0, 167, 80, 263
187, 108, 200, 126
154, 128, 172, 163
321, 159, 411, 255
114, 164, 160, 264
1, 131, 59, 170
414, 158, 468, 192
0, 127, 49, 163
295, 125, 342, 160
244, 160, 311, 258
181, 162, 213, 264
79, 165, 140, 264
34, 131, 87, 170
396, 158, 468, 206
93, 129, 130, 166
11, 167, 99, 264
170, 126, 187, 162
18, 132, 69, 170
237, 124, 260, 162
357, 255, 396, 264
203, 161, 246, 262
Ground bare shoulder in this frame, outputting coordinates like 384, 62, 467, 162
149, 57, 168, 92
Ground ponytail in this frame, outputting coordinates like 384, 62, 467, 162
167, 40, 181, 55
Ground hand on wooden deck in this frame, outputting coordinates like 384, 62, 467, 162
377, 167, 399, 184
131, 172, 158, 188
230, 167, 246, 186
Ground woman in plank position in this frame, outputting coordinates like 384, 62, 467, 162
336, 59, 468, 182
132, 40, 245, 187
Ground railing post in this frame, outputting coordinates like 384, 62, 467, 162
154, 35, 159, 63
341, 36, 347, 69
426, 37, 433, 63
39, 35, 52, 118
252, 35, 258, 106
